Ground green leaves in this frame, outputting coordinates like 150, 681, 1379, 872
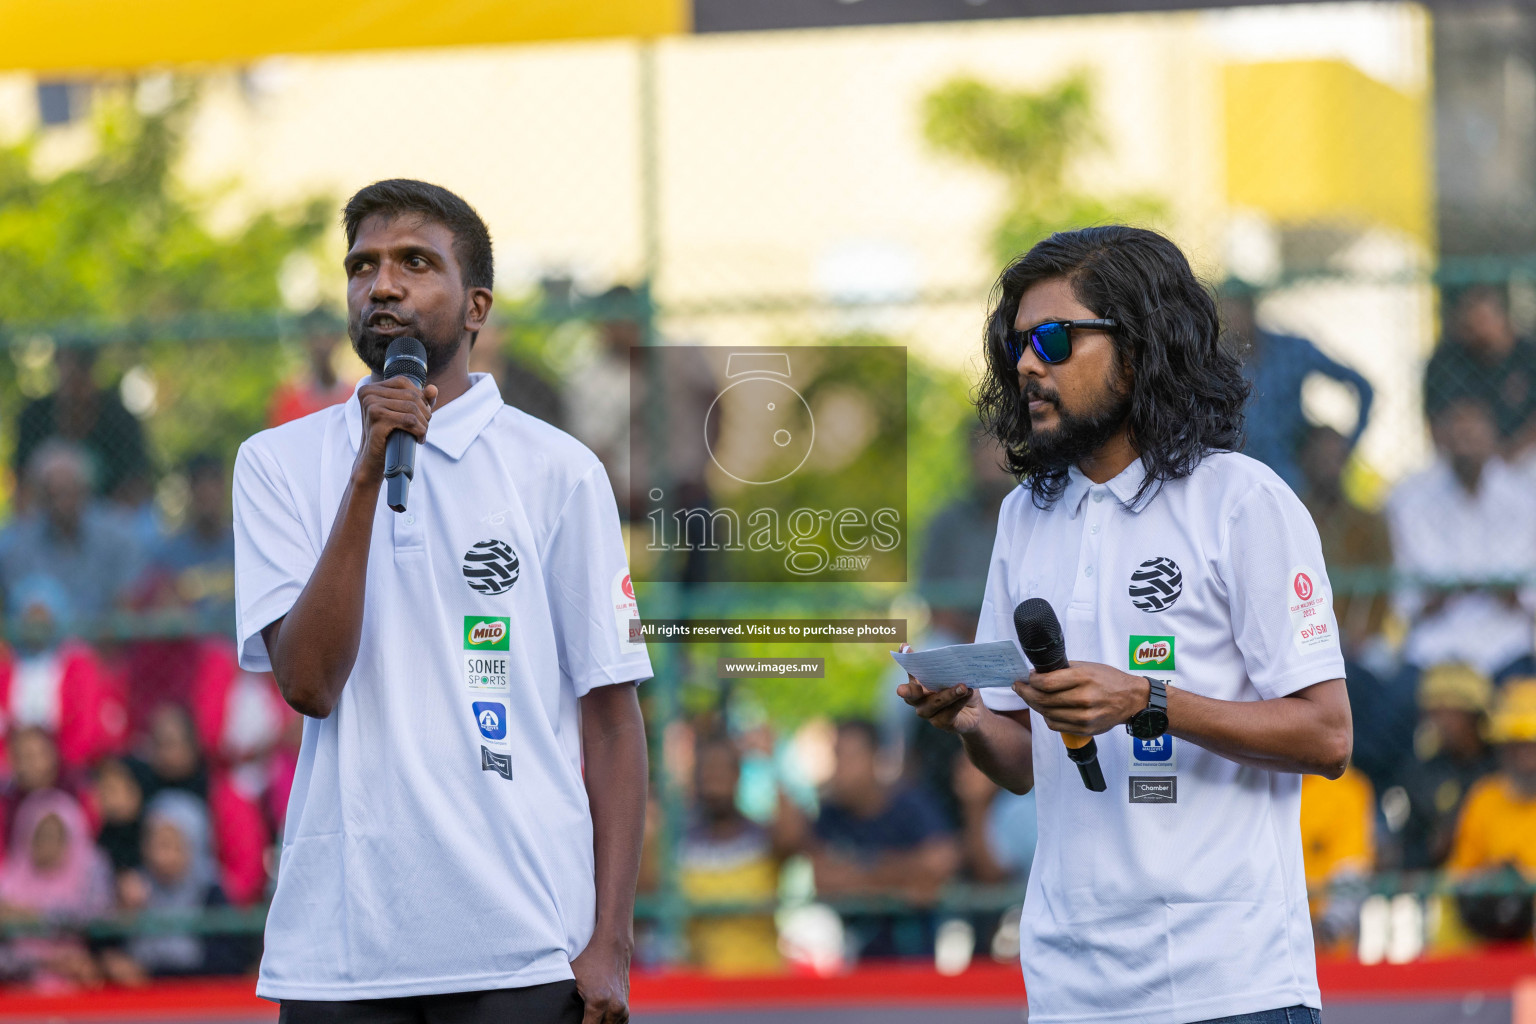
0, 81, 331, 476
922, 71, 1165, 264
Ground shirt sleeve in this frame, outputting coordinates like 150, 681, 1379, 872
977, 491, 1028, 712
232, 441, 316, 672
1217, 478, 1347, 700
542, 461, 654, 697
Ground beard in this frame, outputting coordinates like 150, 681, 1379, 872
1021, 372, 1132, 473
349, 301, 467, 379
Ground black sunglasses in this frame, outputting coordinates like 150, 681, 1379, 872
1005, 318, 1118, 365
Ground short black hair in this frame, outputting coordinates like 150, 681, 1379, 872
977, 225, 1250, 510
342, 179, 494, 291
184, 452, 224, 482
834, 718, 882, 752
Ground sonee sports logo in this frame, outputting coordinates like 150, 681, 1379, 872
463, 539, 520, 596
1129, 557, 1183, 613
1294, 572, 1314, 601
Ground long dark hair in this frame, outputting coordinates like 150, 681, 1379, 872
975, 225, 1249, 509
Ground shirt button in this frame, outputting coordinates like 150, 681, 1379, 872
404, 513, 417, 526
1090, 523, 1100, 534
1084, 565, 1094, 578
1092, 491, 1105, 503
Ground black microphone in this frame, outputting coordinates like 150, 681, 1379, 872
1014, 598, 1107, 792
382, 337, 428, 513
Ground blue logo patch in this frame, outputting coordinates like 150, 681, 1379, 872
473, 701, 507, 741
1132, 735, 1172, 763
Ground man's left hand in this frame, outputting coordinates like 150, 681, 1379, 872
572, 935, 631, 1024
1014, 662, 1149, 736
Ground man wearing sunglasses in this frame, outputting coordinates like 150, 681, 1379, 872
899, 226, 1352, 1024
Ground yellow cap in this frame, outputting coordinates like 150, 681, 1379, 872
1418, 663, 1493, 715
1488, 679, 1536, 744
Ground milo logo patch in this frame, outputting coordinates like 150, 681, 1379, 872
465, 616, 511, 651
1128, 635, 1175, 671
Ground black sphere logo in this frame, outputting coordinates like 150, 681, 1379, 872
463, 539, 520, 596
1128, 556, 1182, 613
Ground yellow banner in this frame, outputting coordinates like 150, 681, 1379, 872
1225, 59, 1431, 245
0, 0, 688, 73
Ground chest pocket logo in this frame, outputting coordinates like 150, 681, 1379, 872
463, 539, 521, 596
1129, 556, 1183, 613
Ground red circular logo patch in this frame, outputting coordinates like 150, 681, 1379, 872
622, 574, 635, 600
1294, 572, 1313, 601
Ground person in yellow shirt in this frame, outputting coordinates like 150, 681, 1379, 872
1445, 679, 1536, 942
1300, 766, 1375, 951
678, 734, 803, 975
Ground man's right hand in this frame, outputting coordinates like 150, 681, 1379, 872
897, 648, 986, 734
353, 377, 438, 485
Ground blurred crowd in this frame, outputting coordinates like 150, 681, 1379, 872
0, 326, 334, 990
5, 282, 1536, 986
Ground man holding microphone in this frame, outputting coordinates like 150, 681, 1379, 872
901, 227, 1352, 1024
234, 180, 650, 1023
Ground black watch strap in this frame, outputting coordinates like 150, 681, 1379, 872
1144, 676, 1168, 712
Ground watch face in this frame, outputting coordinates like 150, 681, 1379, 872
1130, 709, 1170, 740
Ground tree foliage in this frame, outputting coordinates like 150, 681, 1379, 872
922, 71, 1164, 264
0, 83, 330, 482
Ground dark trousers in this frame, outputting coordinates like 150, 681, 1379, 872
1190, 1006, 1321, 1024
278, 980, 583, 1024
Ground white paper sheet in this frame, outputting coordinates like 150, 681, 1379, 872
889, 640, 1032, 689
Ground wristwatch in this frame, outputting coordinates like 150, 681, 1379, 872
1126, 677, 1169, 740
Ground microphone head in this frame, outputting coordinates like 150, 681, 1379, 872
1014, 597, 1067, 672
383, 338, 428, 387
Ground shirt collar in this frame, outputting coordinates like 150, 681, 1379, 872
1062, 457, 1149, 518
344, 372, 504, 461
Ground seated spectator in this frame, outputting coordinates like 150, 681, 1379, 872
133, 704, 207, 802
950, 751, 1035, 960
1223, 279, 1373, 493
1446, 680, 1536, 942
0, 789, 113, 989
1299, 767, 1375, 952
0, 442, 144, 624
811, 719, 959, 960
1447, 680, 1536, 877
188, 640, 295, 809
679, 734, 801, 975
12, 347, 150, 509
101, 791, 255, 983
268, 307, 355, 427
1296, 423, 1404, 785
1425, 285, 1536, 462
131, 701, 269, 906
121, 457, 237, 730
1296, 425, 1393, 659
0, 727, 64, 849
950, 751, 1037, 885
1398, 664, 1498, 870
139, 454, 235, 634
1387, 399, 1536, 682
892, 432, 1015, 826
0, 576, 126, 773
91, 758, 144, 875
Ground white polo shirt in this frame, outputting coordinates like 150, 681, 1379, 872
976, 453, 1342, 1024
1386, 457, 1536, 676
233, 373, 653, 1001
